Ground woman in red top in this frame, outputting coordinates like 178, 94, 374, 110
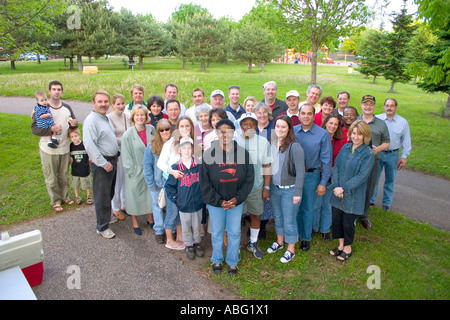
313, 114, 347, 240
314, 96, 336, 127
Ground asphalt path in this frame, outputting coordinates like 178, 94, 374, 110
0, 96, 449, 301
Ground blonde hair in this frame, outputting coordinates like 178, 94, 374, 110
35, 91, 47, 101
112, 93, 125, 106
151, 119, 173, 156
348, 120, 372, 145
243, 96, 257, 112
130, 104, 150, 125
130, 84, 144, 95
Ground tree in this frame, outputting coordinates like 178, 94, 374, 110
268, 0, 371, 84
407, 22, 436, 83
355, 29, 387, 84
232, 23, 284, 72
175, 13, 229, 71
382, 2, 416, 92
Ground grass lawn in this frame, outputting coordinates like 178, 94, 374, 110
0, 57, 449, 300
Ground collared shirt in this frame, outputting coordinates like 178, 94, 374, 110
278, 109, 301, 126
83, 111, 120, 168
294, 123, 332, 186
163, 99, 186, 117
357, 115, 390, 160
376, 113, 411, 159
299, 101, 321, 114
225, 104, 246, 121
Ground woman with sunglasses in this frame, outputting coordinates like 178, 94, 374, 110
143, 119, 173, 244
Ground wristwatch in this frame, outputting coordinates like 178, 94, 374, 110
264, 186, 270, 191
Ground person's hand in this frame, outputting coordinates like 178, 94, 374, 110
222, 198, 237, 210
105, 162, 113, 172
262, 188, 270, 201
170, 169, 184, 179
68, 118, 78, 127
397, 158, 407, 170
51, 124, 62, 133
333, 187, 344, 199
316, 184, 326, 196
293, 196, 301, 205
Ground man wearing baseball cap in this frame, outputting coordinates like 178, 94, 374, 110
210, 89, 236, 123
260, 81, 288, 120
236, 112, 272, 259
277, 90, 301, 125
357, 95, 390, 229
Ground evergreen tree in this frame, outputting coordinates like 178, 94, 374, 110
383, 1, 417, 92
356, 29, 387, 84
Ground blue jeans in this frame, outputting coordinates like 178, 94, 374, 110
313, 183, 332, 233
297, 169, 320, 241
371, 151, 399, 207
271, 184, 300, 244
207, 203, 243, 267
163, 179, 180, 230
150, 189, 164, 235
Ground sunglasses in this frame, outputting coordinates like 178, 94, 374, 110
159, 128, 171, 133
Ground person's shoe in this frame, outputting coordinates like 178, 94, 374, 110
47, 142, 57, 148
228, 265, 238, 275
300, 240, 310, 252
133, 227, 142, 235
370, 202, 375, 206
51, 137, 59, 145
96, 228, 115, 239
382, 205, 390, 211
322, 232, 331, 242
212, 263, 222, 274
267, 242, 284, 253
155, 234, 164, 244
110, 215, 118, 224
361, 220, 372, 229
280, 250, 295, 263
186, 246, 195, 260
247, 241, 264, 259
194, 243, 204, 258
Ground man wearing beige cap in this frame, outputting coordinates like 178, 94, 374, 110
278, 90, 301, 125
260, 81, 288, 120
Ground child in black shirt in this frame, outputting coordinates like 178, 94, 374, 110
69, 128, 93, 205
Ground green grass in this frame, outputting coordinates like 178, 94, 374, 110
213, 209, 450, 300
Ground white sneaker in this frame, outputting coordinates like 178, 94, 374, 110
267, 242, 284, 253
280, 250, 295, 263
96, 228, 115, 239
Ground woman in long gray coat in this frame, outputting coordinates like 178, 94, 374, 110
122, 105, 155, 235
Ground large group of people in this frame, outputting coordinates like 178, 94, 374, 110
31, 80, 412, 275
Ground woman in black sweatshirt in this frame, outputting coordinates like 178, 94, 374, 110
200, 119, 254, 275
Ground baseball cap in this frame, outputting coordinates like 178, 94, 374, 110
179, 137, 194, 146
286, 90, 300, 99
361, 95, 376, 103
210, 89, 224, 98
238, 112, 258, 124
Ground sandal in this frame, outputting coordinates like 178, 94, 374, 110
76, 196, 83, 205
86, 196, 93, 205
330, 247, 343, 257
53, 204, 63, 212
113, 210, 125, 221
336, 250, 353, 261
63, 197, 74, 205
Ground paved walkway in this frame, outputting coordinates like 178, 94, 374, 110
1, 96, 449, 300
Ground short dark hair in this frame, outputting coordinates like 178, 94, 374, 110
166, 98, 180, 110
165, 83, 178, 92
384, 98, 398, 106
49, 80, 63, 91
215, 119, 235, 131
320, 96, 336, 108
147, 95, 164, 109
344, 106, 359, 116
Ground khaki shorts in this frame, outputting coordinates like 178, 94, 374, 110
72, 175, 91, 190
243, 187, 264, 216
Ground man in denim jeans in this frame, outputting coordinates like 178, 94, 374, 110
294, 104, 332, 252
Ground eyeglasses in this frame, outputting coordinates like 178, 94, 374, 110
159, 128, 171, 133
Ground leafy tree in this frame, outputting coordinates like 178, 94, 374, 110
383, 2, 417, 93
175, 12, 229, 71
232, 23, 284, 72
267, 0, 372, 84
407, 22, 436, 83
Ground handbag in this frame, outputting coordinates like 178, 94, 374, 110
158, 188, 166, 208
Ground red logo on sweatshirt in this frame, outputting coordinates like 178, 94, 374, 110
220, 168, 236, 176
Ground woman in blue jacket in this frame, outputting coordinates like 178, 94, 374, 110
328, 120, 374, 261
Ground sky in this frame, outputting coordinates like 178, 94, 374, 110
107, 0, 419, 28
